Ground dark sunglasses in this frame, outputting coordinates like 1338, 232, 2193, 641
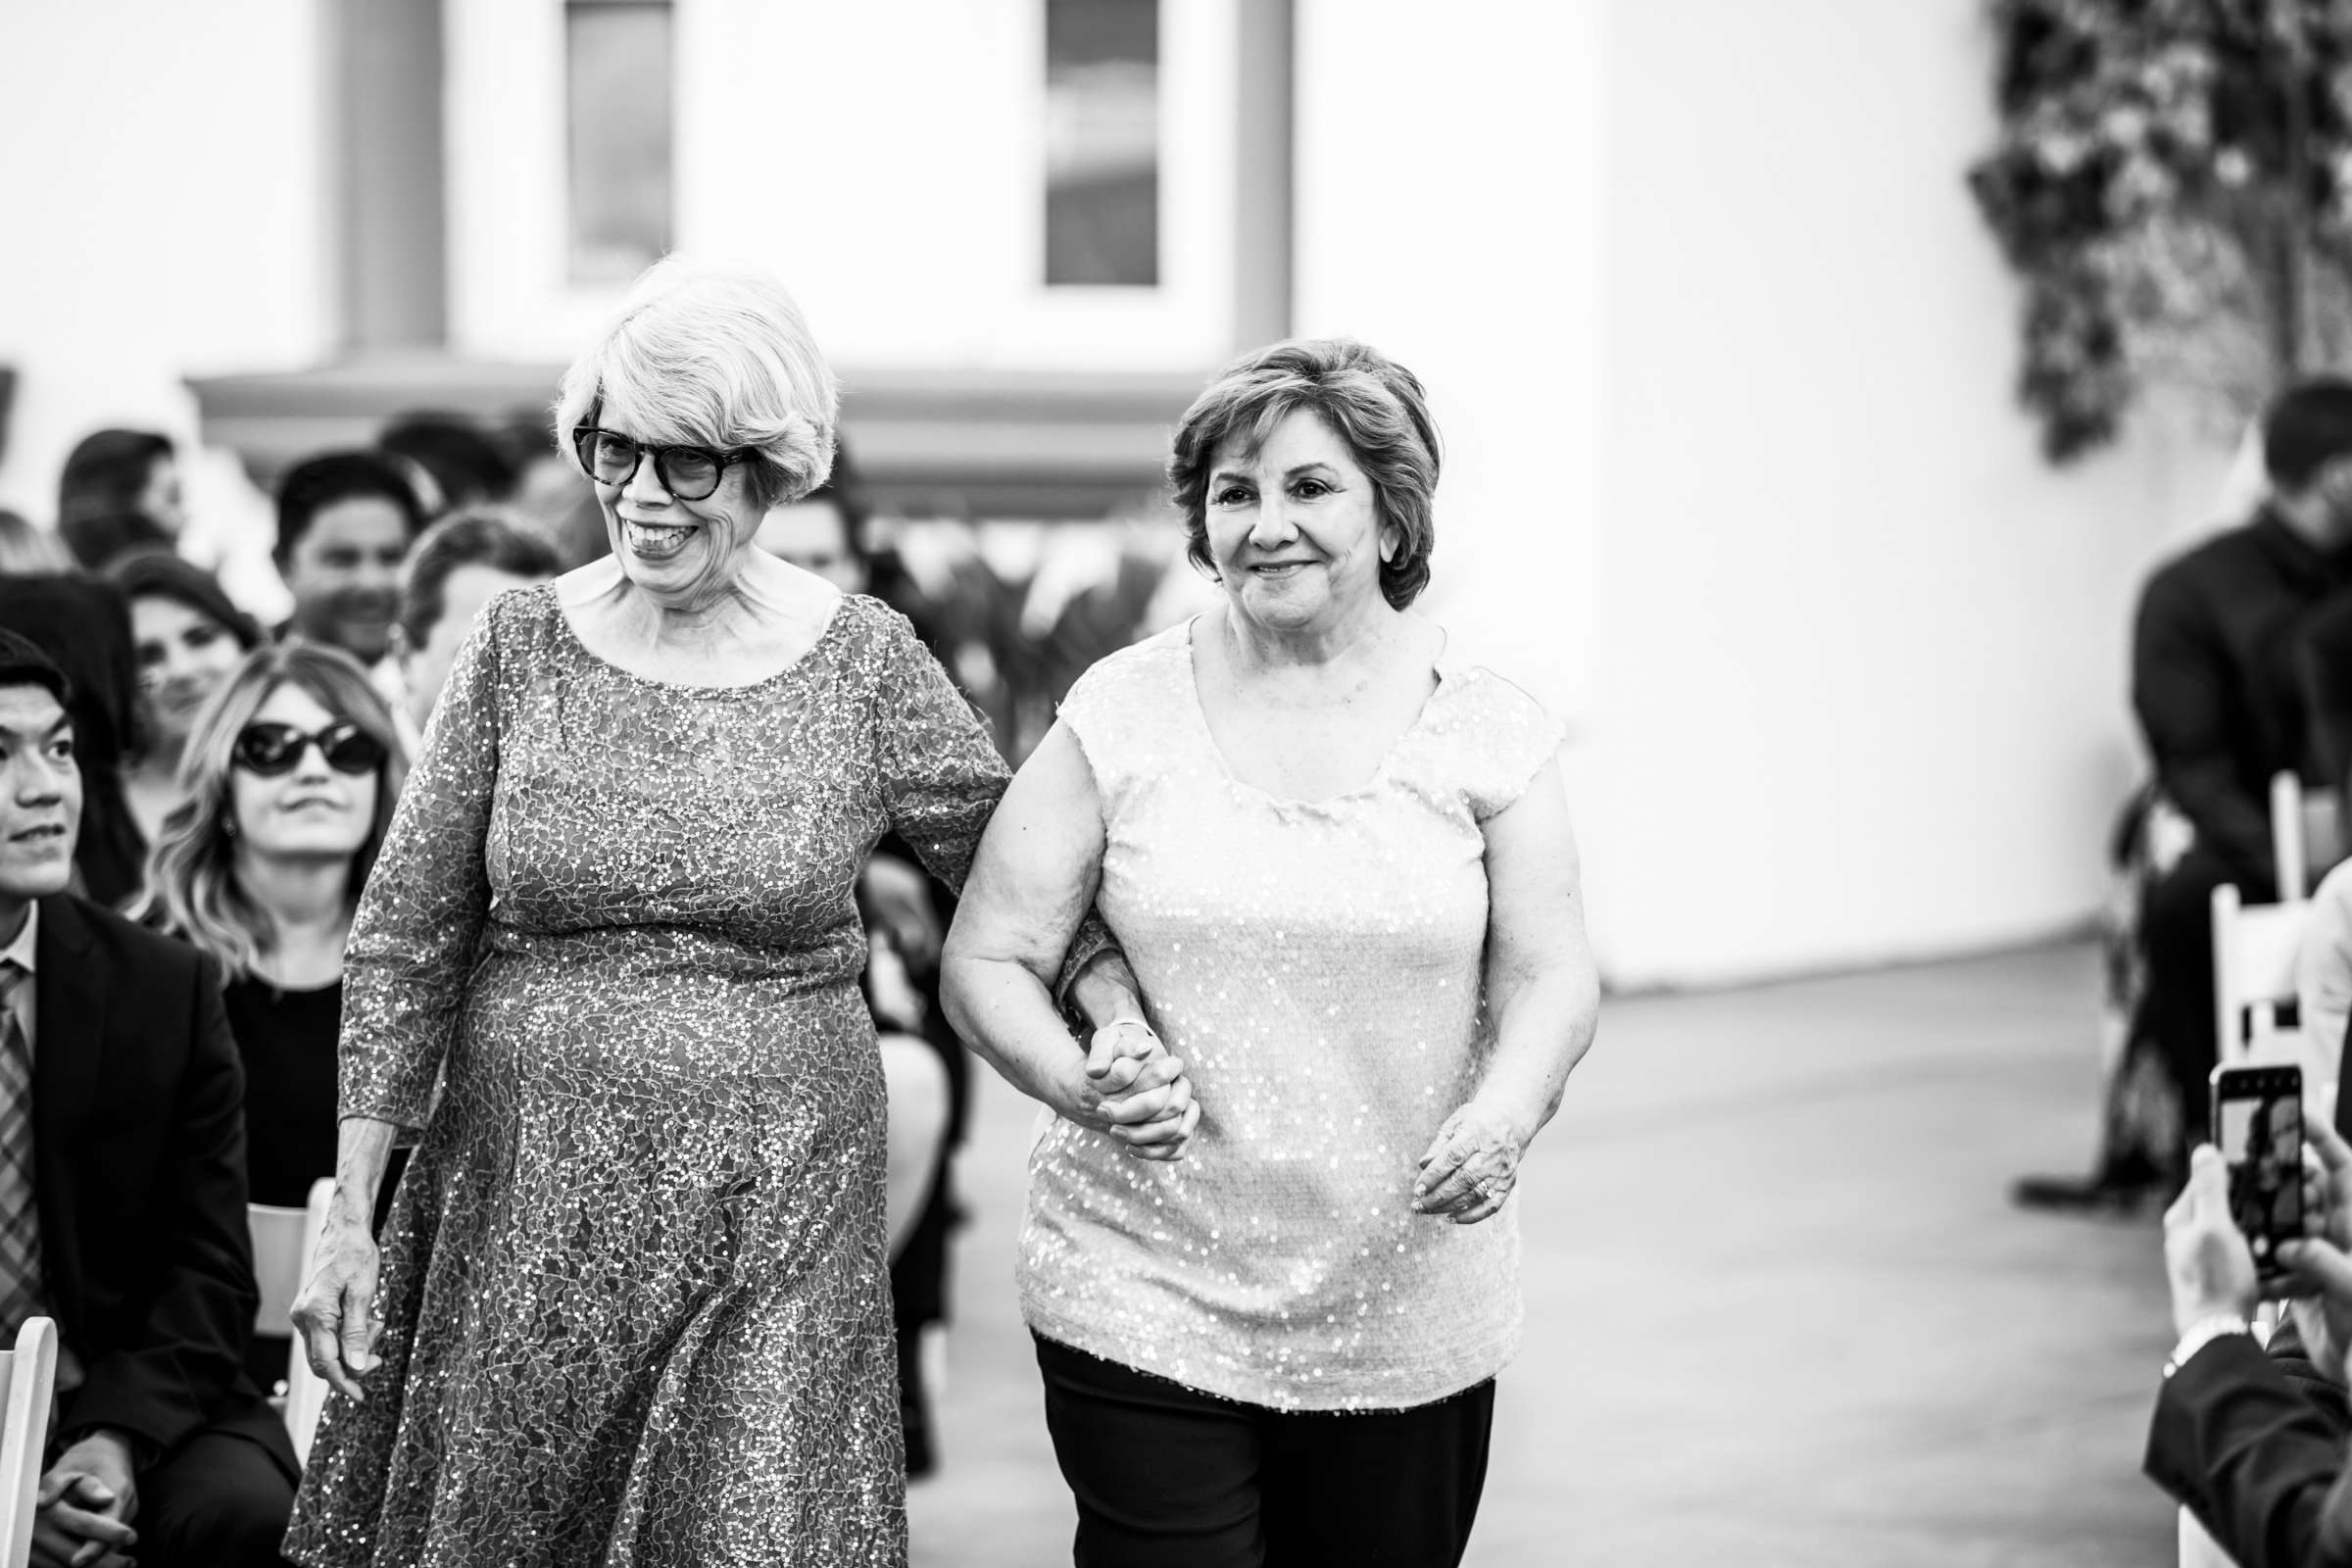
231, 721, 389, 778
570, 426, 752, 503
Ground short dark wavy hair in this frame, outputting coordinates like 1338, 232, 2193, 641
1167, 338, 1443, 610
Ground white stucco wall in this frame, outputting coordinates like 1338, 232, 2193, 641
0, 0, 334, 536
5, 0, 2253, 986
1295, 0, 2238, 988
444, 0, 1244, 371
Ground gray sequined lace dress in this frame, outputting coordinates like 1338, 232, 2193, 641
282, 585, 1007, 1568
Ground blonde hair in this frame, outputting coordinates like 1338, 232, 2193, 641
554, 257, 840, 511
137, 641, 408, 982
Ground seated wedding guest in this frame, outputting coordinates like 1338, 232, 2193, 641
138, 640, 409, 1393
506, 428, 612, 569
0, 509, 75, 575
272, 450, 424, 665
389, 507, 560, 746
0, 573, 147, 906
2026, 378, 2352, 1212
58, 427, 183, 569
2149, 1120, 2352, 1564
111, 553, 267, 847
0, 629, 300, 1568
378, 411, 518, 516
943, 338, 1601, 1567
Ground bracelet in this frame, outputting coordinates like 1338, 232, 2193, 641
2165, 1312, 2253, 1378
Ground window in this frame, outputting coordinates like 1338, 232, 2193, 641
1044, 0, 1159, 287
566, 0, 673, 282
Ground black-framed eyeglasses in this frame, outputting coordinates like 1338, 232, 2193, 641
231, 721, 389, 779
570, 426, 752, 502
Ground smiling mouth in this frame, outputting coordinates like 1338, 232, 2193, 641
622, 517, 696, 561
7, 824, 64, 846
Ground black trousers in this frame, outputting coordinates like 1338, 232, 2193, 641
1034, 1335, 1494, 1568
2139, 846, 2265, 1162
136, 1427, 300, 1568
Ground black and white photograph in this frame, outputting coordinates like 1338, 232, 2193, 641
13, 1, 2352, 1565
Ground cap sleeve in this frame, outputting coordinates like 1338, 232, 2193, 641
1052, 628, 1185, 820
1446, 668, 1567, 822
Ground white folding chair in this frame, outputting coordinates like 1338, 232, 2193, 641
0, 1316, 58, 1568
248, 1177, 336, 1464
284, 1177, 334, 1463
2212, 884, 2319, 1077
2271, 770, 2346, 904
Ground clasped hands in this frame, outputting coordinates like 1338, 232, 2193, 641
1071, 1017, 1200, 1160
31, 1429, 137, 1568
1068, 1016, 1524, 1223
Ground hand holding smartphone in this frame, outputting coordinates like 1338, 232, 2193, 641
2212, 1062, 2306, 1282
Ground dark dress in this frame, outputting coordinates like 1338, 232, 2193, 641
223, 973, 406, 1392
283, 585, 1009, 1567
227, 976, 345, 1209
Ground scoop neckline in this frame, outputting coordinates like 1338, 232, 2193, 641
544, 580, 854, 695
1173, 614, 1458, 809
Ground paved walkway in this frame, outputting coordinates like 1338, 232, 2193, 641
906, 941, 2178, 1567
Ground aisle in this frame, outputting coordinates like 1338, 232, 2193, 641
906, 940, 2176, 1567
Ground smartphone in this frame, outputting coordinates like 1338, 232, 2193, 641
2211, 1062, 2305, 1281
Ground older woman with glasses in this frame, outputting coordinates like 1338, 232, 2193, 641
943, 338, 1600, 1568
136, 640, 410, 1391
281, 259, 1173, 1568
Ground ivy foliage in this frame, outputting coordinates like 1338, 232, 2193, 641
1970, 0, 2352, 460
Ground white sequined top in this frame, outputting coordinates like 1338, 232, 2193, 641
1019, 620, 1567, 1411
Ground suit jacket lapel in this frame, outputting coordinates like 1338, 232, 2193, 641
32, 894, 102, 1323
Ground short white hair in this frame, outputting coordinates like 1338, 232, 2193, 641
554, 257, 840, 509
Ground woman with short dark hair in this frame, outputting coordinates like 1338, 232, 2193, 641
944, 338, 1600, 1567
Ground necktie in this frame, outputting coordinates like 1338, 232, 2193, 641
0, 959, 40, 1340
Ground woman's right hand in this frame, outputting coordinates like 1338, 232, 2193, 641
1075, 1018, 1201, 1161
290, 1200, 385, 1401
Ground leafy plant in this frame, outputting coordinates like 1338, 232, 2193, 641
1970, 0, 2352, 460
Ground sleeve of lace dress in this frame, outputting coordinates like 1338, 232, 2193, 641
336, 592, 510, 1131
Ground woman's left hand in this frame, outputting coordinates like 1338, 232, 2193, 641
1412, 1102, 1527, 1225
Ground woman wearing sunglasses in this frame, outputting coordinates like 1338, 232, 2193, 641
136, 640, 410, 1390
281, 258, 1179, 1568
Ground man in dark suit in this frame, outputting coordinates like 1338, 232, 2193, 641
2147, 1113, 2352, 1565
2025, 380, 2352, 1212
0, 629, 298, 1567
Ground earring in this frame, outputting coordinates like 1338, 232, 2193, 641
222, 816, 238, 838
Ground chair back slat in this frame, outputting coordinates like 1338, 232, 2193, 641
248, 1201, 310, 1338
0, 1317, 58, 1568
2214, 886, 2317, 1068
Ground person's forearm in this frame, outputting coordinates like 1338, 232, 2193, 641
1068, 949, 1147, 1030
2162, 756, 2273, 873
332, 1116, 400, 1225
941, 952, 1093, 1120
1476, 967, 1600, 1146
